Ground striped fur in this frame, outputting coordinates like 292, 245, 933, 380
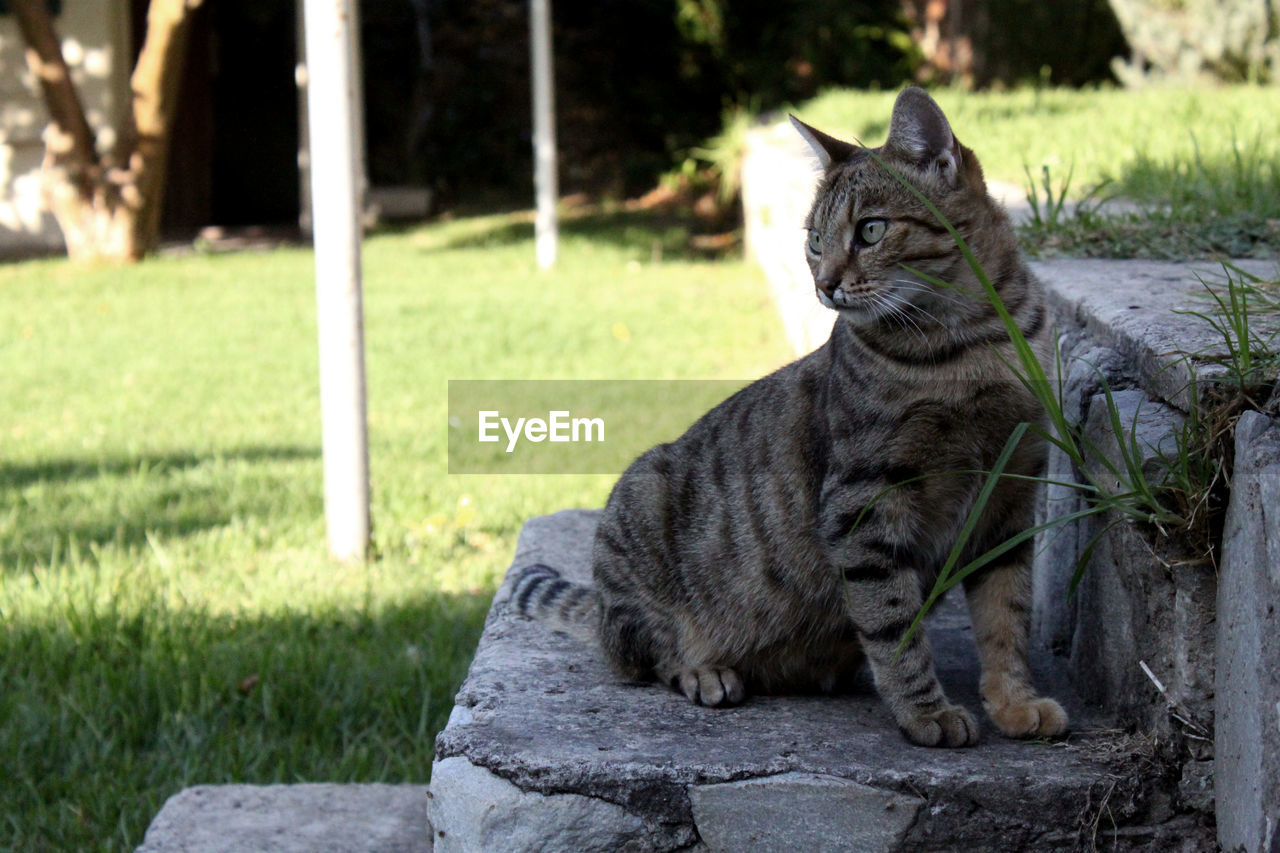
511, 564, 602, 643
514, 87, 1067, 747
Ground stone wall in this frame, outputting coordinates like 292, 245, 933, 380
1215, 412, 1280, 853
1028, 259, 1280, 750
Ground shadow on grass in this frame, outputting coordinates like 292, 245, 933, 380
413, 206, 728, 261
963, 98, 1085, 122
0, 446, 318, 491
1023, 151, 1280, 260
0, 588, 491, 852
0, 445, 320, 570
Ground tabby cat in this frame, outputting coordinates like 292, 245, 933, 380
513, 87, 1067, 747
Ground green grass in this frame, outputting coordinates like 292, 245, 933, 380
0, 212, 792, 851
792, 85, 1280, 258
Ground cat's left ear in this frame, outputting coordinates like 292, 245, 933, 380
886, 87, 961, 184
789, 115, 859, 170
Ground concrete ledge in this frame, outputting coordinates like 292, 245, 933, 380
428, 510, 1196, 852
688, 773, 924, 851
134, 784, 432, 853
429, 756, 650, 852
1038, 258, 1280, 412
1216, 411, 1280, 853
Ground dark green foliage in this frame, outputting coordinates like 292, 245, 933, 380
963, 0, 1127, 87
1, 594, 488, 851
360, 0, 915, 203
561, 0, 917, 195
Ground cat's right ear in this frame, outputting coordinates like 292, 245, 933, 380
789, 115, 858, 170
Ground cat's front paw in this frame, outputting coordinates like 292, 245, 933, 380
987, 697, 1068, 739
670, 666, 745, 707
900, 704, 980, 748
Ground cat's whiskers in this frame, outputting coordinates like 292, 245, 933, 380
875, 293, 929, 345
886, 280, 965, 309
881, 288, 945, 331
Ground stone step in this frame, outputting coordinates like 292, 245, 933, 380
134, 784, 432, 853
428, 510, 1206, 852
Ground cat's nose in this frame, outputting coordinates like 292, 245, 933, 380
816, 277, 840, 298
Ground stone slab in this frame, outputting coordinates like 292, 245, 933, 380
1081, 387, 1187, 493
133, 784, 431, 853
1035, 258, 1278, 412
1039, 368, 1216, 740
429, 756, 651, 853
1216, 410, 1280, 853
430, 510, 1184, 852
689, 772, 923, 853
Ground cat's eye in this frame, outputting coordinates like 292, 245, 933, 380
858, 219, 887, 245
806, 230, 822, 255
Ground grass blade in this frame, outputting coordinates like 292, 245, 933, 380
896, 422, 1030, 656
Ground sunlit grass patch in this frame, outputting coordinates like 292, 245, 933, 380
794, 85, 1280, 259
0, 211, 791, 851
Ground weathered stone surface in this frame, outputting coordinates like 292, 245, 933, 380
1032, 335, 1129, 656
689, 773, 923, 853
1063, 509, 1216, 741
1041, 383, 1216, 741
431, 510, 1178, 852
133, 784, 431, 853
1081, 388, 1186, 493
1037, 258, 1279, 412
428, 757, 649, 853
1216, 410, 1280, 853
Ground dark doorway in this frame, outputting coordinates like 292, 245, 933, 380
147, 0, 300, 237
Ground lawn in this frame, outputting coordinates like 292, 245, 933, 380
0, 212, 792, 851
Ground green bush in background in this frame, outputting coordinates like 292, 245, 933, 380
1108, 0, 1280, 85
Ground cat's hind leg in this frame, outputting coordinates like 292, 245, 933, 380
596, 589, 745, 708
963, 551, 1068, 738
650, 623, 746, 706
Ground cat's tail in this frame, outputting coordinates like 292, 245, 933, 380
509, 564, 602, 643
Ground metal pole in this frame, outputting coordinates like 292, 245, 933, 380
302, 0, 370, 561
530, 0, 558, 269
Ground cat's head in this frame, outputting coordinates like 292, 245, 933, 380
791, 87, 1002, 328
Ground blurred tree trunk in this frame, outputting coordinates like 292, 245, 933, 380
11, 0, 203, 262
899, 0, 986, 85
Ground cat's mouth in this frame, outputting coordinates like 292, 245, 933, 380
817, 284, 889, 320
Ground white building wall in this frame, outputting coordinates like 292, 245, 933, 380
0, 0, 131, 255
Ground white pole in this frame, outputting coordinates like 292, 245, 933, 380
295, 0, 312, 233
530, 0, 558, 269
302, 0, 371, 562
